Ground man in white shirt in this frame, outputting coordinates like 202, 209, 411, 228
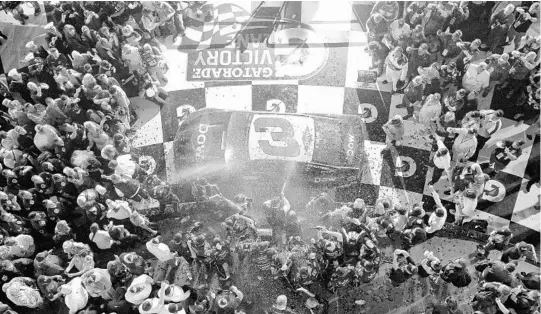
106, 199, 133, 220
146, 236, 179, 280
449, 127, 478, 162
389, 18, 411, 42
462, 62, 490, 96
89, 223, 115, 250
146, 236, 177, 262
429, 138, 452, 187
454, 188, 478, 225
426, 185, 447, 234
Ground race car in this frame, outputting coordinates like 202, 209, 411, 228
172, 108, 368, 186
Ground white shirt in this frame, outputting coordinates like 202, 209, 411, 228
9, 235, 35, 258
462, 64, 490, 93
146, 241, 175, 262
461, 196, 477, 217
115, 154, 137, 178
427, 190, 447, 234
389, 20, 411, 41
106, 200, 133, 220
433, 140, 451, 170
426, 211, 447, 234
452, 128, 478, 160
392, 214, 408, 232
478, 116, 502, 138
89, 230, 114, 250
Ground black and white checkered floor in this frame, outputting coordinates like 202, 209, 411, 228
124, 2, 540, 245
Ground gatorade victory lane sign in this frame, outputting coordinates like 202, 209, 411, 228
182, 3, 329, 81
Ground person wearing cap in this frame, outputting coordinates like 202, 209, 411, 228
26, 41, 49, 60
421, 3, 446, 36
515, 271, 541, 291
27, 210, 52, 237
244, 241, 272, 281
52, 220, 73, 246
109, 173, 149, 202
45, 47, 72, 72
439, 61, 459, 93
388, 249, 417, 287
418, 93, 442, 131
262, 191, 291, 243
232, 193, 252, 215
125, 274, 153, 305
164, 303, 188, 314
169, 232, 193, 265
146, 236, 179, 282
88, 223, 116, 250
399, 75, 424, 120
33, 124, 64, 153
483, 54, 511, 98
106, 286, 132, 314
425, 186, 448, 235
80, 267, 113, 299
139, 282, 167, 314
314, 227, 344, 262
365, 41, 388, 78
105, 199, 132, 221
64, 24, 91, 53
406, 43, 432, 81
481, 260, 519, 287
223, 213, 257, 243
488, 11, 513, 55
451, 187, 478, 225
210, 285, 243, 314
389, 18, 411, 43
0, 211, 30, 236
7, 69, 33, 104
503, 51, 538, 99
384, 46, 408, 94
437, 29, 463, 62
382, 115, 405, 146
484, 139, 525, 175
265, 294, 297, 314
44, 23, 73, 56
328, 266, 353, 293
2, 277, 44, 309
476, 227, 513, 259
4, 234, 35, 259
447, 126, 478, 163
440, 258, 472, 288
428, 128, 452, 187
501, 241, 538, 264
209, 236, 232, 280
82, 9, 101, 31
366, 13, 389, 43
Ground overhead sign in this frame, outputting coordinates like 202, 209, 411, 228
184, 5, 329, 81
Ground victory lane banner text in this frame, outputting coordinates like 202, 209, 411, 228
187, 41, 275, 81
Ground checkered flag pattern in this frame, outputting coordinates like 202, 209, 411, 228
132, 3, 540, 246
181, 3, 250, 51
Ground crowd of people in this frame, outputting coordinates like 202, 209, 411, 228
0, 1, 539, 314
368, 1, 541, 210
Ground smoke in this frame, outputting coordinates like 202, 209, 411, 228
168, 161, 229, 184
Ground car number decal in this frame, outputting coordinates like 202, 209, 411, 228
248, 115, 315, 162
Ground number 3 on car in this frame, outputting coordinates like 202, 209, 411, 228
248, 115, 315, 162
